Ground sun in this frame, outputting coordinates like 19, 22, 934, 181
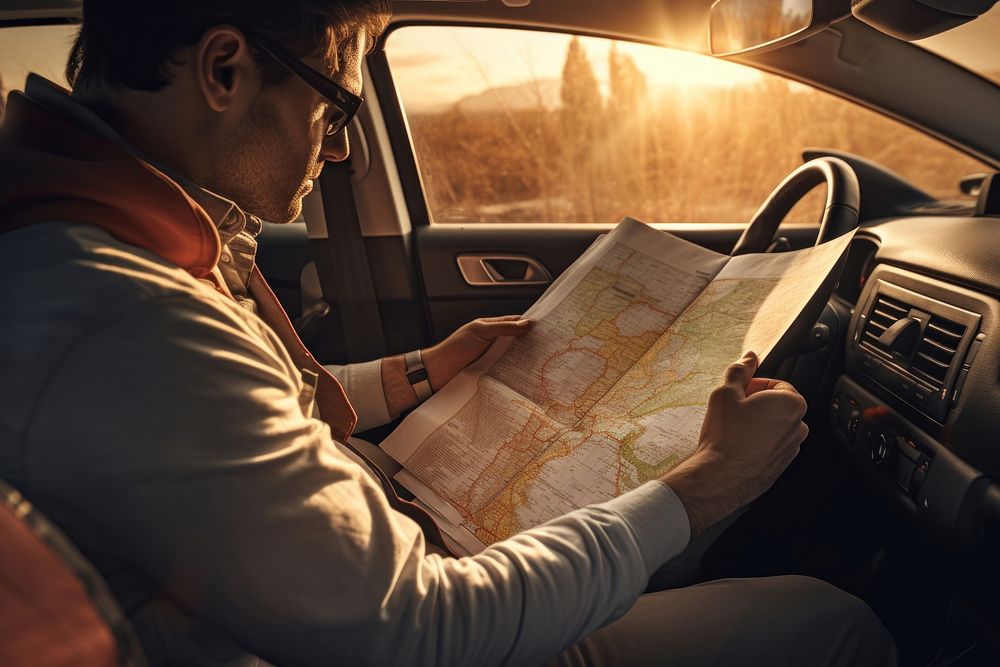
620, 43, 764, 89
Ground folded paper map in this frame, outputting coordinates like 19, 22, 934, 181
382, 218, 853, 554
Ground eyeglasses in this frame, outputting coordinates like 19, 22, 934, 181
248, 35, 363, 138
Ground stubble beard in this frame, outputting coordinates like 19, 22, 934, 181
210, 98, 312, 225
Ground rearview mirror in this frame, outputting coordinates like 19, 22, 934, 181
708, 0, 843, 56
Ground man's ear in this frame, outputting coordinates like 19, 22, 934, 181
194, 26, 255, 113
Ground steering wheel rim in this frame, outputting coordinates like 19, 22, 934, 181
730, 157, 860, 256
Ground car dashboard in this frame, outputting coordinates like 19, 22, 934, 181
828, 200, 1000, 552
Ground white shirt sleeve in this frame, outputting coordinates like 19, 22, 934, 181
25, 294, 692, 667
324, 359, 393, 432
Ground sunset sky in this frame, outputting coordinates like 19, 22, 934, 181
386, 27, 765, 113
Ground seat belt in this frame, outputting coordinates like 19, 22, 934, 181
316, 157, 387, 362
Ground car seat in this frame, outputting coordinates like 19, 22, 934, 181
0, 479, 146, 666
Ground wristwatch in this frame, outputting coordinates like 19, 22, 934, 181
404, 349, 434, 402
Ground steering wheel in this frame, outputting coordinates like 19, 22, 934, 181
730, 157, 860, 255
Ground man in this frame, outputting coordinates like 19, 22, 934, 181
0, 1, 896, 665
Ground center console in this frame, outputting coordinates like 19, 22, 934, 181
831, 261, 1000, 548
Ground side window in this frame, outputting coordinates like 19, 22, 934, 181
0, 24, 76, 117
385, 26, 989, 225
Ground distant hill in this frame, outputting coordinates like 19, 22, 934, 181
416, 68, 1000, 117
453, 77, 561, 114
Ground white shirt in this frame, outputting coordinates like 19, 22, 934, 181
0, 76, 693, 666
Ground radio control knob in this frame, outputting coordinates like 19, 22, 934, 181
871, 434, 892, 467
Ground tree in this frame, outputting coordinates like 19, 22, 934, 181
603, 44, 652, 220
560, 36, 603, 126
608, 43, 647, 119
559, 36, 604, 220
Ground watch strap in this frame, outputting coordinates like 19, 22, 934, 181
403, 350, 433, 402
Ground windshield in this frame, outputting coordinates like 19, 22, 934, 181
915, 5, 1000, 86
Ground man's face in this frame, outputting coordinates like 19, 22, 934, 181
204, 33, 365, 224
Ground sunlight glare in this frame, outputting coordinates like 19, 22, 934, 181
616, 42, 763, 89
387, 27, 763, 113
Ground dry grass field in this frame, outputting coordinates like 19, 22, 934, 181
405, 39, 991, 225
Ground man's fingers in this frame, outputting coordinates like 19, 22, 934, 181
475, 317, 533, 337
795, 421, 809, 444
779, 440, 803, 470
478, 315, 525, 323
749, 385, 807, 419
772, 422, 807, 468
722, 351, 758, 391
746, 378, 775, 395
746, 378, 796, 396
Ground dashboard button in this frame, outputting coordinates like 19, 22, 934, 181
910, 459, 929, 494
847, 410, 861, 442
895, 437, 921, 462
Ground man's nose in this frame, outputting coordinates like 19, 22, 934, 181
322, 131, 351, 163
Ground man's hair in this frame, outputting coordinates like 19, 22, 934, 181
66, 0, 391, 91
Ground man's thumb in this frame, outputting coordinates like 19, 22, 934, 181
722, 350, 758, 390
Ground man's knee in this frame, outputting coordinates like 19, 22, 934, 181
549, 575, 896, 667
776, 575, 897, 666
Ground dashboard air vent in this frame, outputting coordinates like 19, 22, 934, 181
861, 296, 967, 390
910, 316, 965, 388
854, 277, 981, 423
862, 294, 909, 349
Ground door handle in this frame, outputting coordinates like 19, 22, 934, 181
456, 254, 552, 286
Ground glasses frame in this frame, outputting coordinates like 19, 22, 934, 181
247, 34, 363, 137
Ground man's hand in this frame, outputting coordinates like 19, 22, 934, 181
422, 316, 533, 391
660, 351, 808, 537
382, 316, 532, 418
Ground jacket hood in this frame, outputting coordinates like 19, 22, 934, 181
0, 88, 221, 277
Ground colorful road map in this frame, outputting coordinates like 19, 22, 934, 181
383, 218, 853, 553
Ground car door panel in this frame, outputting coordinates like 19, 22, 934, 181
415, 223, 819, 339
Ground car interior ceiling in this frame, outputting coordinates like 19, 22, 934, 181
4, 0, 1000, 664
